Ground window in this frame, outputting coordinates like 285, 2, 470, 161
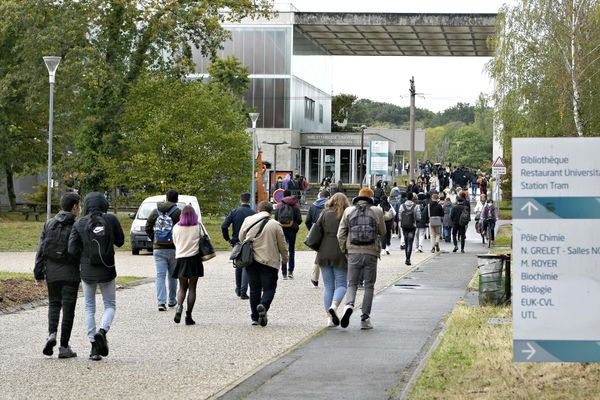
319, 104, 324, 124
305, 97, 315, 120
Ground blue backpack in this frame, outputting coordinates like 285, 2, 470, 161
154, 205, 178, 245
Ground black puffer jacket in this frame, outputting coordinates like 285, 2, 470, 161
68, 192, 125, 283
34, 211, 80, 283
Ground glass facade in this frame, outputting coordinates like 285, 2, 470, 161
192, 26, 292, 129
193, 27, 291, 75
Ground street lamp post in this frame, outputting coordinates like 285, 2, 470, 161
359, 125, 367, 187
43, 56, 61, 220
249, 113, 259, 210
456, 141, 461, 167
262, 141, 288, 199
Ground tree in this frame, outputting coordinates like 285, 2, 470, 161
331, 94, 357, 131
207, 55, 250, 96
489, 0, 600, 148
0, 0, 89, 210
112, 74, 251, 214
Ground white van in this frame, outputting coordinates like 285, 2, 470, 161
129, 195, 201, 255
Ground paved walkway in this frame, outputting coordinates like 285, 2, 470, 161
0, 245, 431, 399
0, 218, 491, 399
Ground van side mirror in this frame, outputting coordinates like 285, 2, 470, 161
128, 212, 136, 219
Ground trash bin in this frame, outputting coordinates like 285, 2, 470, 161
477, 254, 506, 305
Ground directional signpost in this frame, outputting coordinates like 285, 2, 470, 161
513, 137, 600, 362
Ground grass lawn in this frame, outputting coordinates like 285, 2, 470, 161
0, 211, 310, 252
0, 271, 144, 312
409, 303, 600, 399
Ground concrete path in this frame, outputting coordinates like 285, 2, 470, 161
0, 247, 430, 399
216, 227, 484, 400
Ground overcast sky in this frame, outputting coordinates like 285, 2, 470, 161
285, 0, 515, 112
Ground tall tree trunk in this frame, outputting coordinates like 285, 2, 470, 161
570, 0, 584, 137
5, 166, 17, 211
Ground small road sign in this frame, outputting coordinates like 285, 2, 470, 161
273, 189, 285, 204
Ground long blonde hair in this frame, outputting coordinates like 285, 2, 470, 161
326, 192, 350, 219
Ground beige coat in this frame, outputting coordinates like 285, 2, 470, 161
239, 211, 288, 270
337, 198, 386, 258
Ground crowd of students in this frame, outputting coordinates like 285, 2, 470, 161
34, 178, 497, 361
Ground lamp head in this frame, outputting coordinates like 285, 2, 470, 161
43, 56, 61, 83
249, 112, 260, 128
360, 125, 367, 130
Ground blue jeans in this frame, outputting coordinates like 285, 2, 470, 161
82, 279, 116, 342
153, 249, 177, 305
235, 267, 249, 294
281, 229, 297, 276
320, 266, 347, 311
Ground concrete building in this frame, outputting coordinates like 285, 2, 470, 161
191, 7, 495, 189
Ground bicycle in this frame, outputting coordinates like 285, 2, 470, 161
484, 218, 495, 248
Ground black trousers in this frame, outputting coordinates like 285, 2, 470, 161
452, 225, 466, 250
246, 261, 278, 322
47, 281, 80, 347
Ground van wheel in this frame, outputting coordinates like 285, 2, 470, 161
132, 248, 140, 255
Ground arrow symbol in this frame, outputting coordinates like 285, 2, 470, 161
521, 201, 539, 216
522, 342, 536, 360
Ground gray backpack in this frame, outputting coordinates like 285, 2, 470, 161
348, 204, 378, 245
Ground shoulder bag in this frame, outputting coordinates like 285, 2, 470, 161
229, 217, 270, 269
198, 223, 216, 262
303, 212, 324, 251
428, 204, 443, 227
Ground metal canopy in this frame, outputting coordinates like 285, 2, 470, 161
293, 13, 497, 57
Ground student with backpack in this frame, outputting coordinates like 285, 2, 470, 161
378, 196, 395, 255
145, 190, 181, 311
337, 188, 386, 330
34, 193, 81, 359
397, 192, 421, 266
306, 190, 331, 287
68, 192, 124, 361
450, 197, 469, 253
274, 190, 302, 279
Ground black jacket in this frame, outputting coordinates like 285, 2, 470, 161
145, 201, 182, 249
274, 196, 302, 232
423, 201, 444, 224
450, 202, 468, 228
221, 204, 255, 245
34, 211, 80, 283
305, 197, 328, 231
68, 192, 125, 283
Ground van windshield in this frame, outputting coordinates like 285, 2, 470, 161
136, 202, 199, 220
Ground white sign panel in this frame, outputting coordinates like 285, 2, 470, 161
369, 141, 389, 175
512, 137, 600, 362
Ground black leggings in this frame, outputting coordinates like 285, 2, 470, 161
177, 277, 199, 314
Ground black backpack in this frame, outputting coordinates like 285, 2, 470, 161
348, 204, 378, 245
43, 218, 74, 261
85, 212, 115, 268
400, 204, 416, 229
459, 207, 471, 227
277, 203, 295, 228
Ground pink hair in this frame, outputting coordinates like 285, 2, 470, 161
178, 205, 198, 226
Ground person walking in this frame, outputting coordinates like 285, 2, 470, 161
424, 193, 444, 253
378, 196, 395, 255
221, 192, 255, 299
373, 180, 385, 206
414, 193, 427, 253
450, 197, 469, 253
145, 190, 181, 311
333, 180, 346, 194
442, 196, 453, 243
172, 205, 204, 325
398, 192, 421, 265
239, 201, 288, 327
314, 193, 349, 327
481, 199, 498, 245
306, 190, 330, 287
274, 190, 302, 279
34, 193, 81, 359
68, 192, 124, 361
337, 188, 386, 330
